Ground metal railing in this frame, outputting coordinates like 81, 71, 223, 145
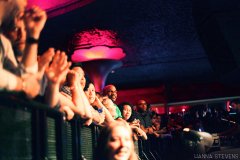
0, 91, 98, 160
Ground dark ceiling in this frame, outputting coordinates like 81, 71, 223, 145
40, 0, 240, 97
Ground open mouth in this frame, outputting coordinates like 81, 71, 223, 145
89, 97, 95, 102
115, 149, 129, 159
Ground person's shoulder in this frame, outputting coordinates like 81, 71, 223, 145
134, 111, 141, 117
0, 34, 15, 60
60, 85, 72, 96
147, 111, 152, 116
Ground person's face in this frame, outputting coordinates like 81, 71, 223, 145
1, 0, 27, 24
85, 83, 96, 104
106, 85, 117, 102
137, 100, 147, 112
151, 115, 157, 124
72, 67, 86, 88
107, 125, 132, 160
152, 115, 161, 125
122, 105, 132, 121
5, 11, 26, 52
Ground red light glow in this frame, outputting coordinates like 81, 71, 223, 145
69, 28, 125, 91
169, 105, 190, 114
27, 0, 95, 18
150, 106, 165, 114
71, 28, 120, 48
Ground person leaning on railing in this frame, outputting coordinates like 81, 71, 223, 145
84, 81, 115, 125
60, 66, 94, 125
0, 0, 41, 99
118, 102, 147, 141
0, 0, 75, 122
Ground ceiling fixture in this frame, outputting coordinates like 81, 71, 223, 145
69, 28, 126, 92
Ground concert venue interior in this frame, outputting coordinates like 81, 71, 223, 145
1, 0, 240, 159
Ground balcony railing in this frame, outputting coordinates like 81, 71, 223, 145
0, 91, 98, 160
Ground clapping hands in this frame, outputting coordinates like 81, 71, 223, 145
45, 50, 71, 86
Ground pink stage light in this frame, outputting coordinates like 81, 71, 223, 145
27, 0, 95, 18
69, 28, 125, 91
70, 28, 125, 62
71, 46, 125, 62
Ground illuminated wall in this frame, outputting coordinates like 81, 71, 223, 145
27, 0, 94, 17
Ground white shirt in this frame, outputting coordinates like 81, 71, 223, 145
0, 34, 19, 90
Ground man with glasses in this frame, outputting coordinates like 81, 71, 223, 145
0, 0, 41, 98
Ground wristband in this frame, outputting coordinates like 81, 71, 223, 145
26, 37, 39, 44
98, 108, 103, 113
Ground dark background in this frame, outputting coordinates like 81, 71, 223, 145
39, 0, 240, 103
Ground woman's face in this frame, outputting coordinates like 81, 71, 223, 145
152, 115, 161, 125
122, 105, 132, 121
85, 83, 96, 104
107, 125, 132, 160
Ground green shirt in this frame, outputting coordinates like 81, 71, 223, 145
114, 104, 122, 119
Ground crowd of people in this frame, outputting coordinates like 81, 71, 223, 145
0, 1, 145, 159
1, 1, 240, 160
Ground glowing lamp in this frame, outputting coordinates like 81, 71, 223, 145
70, 28, 126, 92
183, 128, 190, 132
71, 46, 125, 62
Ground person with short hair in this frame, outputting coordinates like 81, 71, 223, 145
135, 99, 153, 134
102, 84, 122, 120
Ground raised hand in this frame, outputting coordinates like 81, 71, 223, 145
67, 70, 80, 90
45, 50, 71, 86
102, 97, 116, 118
24, 6, 47, 39
37, 48, 55, 76
92, 96, 102, 108
135, 127, 148, 140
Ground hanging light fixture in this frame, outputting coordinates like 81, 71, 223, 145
69, 28, 126, 92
